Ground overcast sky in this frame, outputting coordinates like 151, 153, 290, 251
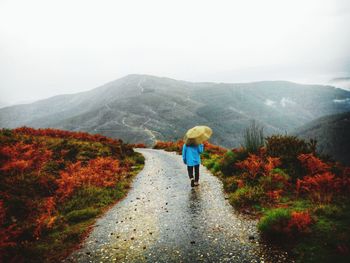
1, 0, 350, 104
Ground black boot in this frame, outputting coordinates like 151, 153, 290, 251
190, 178, 195, 187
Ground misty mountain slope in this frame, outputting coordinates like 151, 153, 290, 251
191, 81, 350, 137
1, 74, 350, 147
59, 91, 207, 144
294, 111, 350, 165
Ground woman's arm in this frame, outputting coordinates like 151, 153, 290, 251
198, 144, 204, 153
182, 144, 187, 164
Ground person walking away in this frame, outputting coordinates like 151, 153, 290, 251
182, 142, 204, 187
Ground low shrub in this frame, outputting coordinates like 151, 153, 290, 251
203, 142, 227, 155
132, 153, 145, 165
297, 154, 340, 204
259, 208, 313, 239
229, 186, 264, 209
131, 143, 147, 148
233, 147, 249, 162
60, 186, 126, 214
235, 153, 281, 182
313, 204, 343, 219
153, 140, 184, 153
203, 159, 216, 170
65, 208, 100, 223
265, 135, 316, 180
222, 177, 239, 193
0, 127, 142, 262
201, 151, 210, 159
258, 208, 291, 237
291, 200, 312, 210
212, 162, 221, 173
287, 211, 313, 235
219, 151, 238, 176
313, 217, 335, 235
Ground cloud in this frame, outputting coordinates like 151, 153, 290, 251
280, 97, 296, 107
264, 99, 276, 107
333, 98, 350, 103
0, 0, 350, 103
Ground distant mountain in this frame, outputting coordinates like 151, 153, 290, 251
329, 76, 350, 90
0, 100, 10, 109
295, 111, 350, 165
1, 74, 350, 147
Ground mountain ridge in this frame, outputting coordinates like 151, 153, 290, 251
1, 74, 350, 148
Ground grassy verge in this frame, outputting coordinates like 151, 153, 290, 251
26, 152, 145, 262
0, 128, 146, 262
202, 152, 350, 263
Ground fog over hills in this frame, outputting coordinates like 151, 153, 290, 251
1, 74, 350, 148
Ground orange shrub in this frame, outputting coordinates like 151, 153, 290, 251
298, 153, 330, 175
236, 154, 281, 180
13, 126, 120, 144
297, 154, 341, 204
0, 200, 20, 262
203, 141, 226, 155
0, 127, 135, 261
287, 211, 312, 234
56, 157, 122, 201
296, 172, 339, 204
131, 143, 147, 148
266, 190, 283, 202
153, 140, 184, 153
0, 142, 52, 175
33, 197, 56, 238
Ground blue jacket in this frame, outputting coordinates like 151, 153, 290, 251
182, 144, 204, 166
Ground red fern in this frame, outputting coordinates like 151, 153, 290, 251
287, 211, 312, 234
0, 142, 52, 175
297, 154, 342, 203
56, 158, 122, 201
0, 200, 20, 250
236, 154, 281, 180
264, 157, 281, 174
33, 197, 56, 238
298, 153, 330, 175
266, 190, 283, 201
296, 172, 339, 203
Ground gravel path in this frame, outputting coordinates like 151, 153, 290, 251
64, 149, 293, 263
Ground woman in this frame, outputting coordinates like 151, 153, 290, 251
182, 141, 204, 187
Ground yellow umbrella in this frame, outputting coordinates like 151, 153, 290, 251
184, 126, 213, 145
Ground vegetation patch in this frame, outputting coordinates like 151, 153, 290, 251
154, 124, 350, 262
0, 127, 144, 262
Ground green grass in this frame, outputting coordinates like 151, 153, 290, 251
228, 185, 264, 209
292, 202, 350, 263
65, 208, 100, 223
258, 208, 291, 237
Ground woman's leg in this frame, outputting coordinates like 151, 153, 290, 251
187, 166, 194, 180
194, 164, 200, 183
187, 166, 195, 187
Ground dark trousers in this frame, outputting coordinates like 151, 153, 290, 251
187, 165, 200, 182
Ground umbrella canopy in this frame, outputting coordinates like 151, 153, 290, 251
184, 126, 212, 145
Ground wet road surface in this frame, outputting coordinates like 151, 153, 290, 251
64, 148, 292, 263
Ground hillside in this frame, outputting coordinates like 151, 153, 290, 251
1, 74, 350, 147
295, 111, 350, 165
